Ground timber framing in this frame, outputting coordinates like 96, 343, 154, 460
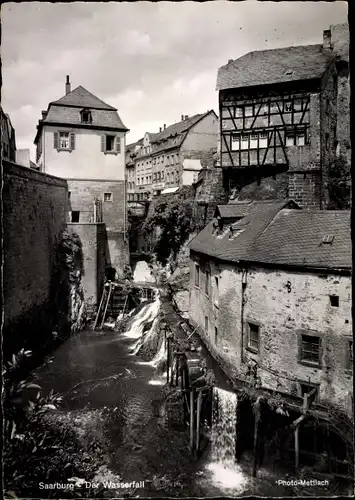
220, 90, 312, 169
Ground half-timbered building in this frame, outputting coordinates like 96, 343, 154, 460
216, 23, 350, 209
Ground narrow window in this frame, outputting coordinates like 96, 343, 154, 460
231, 134, 240, 151
205, 270, 210, 296
259, 133, 268, 148
205, 316, 209, 333
71, 211, 80, 223
195, 264, 200, 288
68, 191, 71, 199
214, 276, 219, 307
296, 132, 305, 146
325, 99, 330, 114
241, 135, 249, 150
59, 132, 70, 149
329, 295, 339, 307
247, 323, 259, 353
104, 192, 112, 203
106, 135, 115, 152
250, 134, 258, 149
300, 334, 321, 365
215, 327, 218, 345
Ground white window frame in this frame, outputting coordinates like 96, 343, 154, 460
259, 133, 268, 148
231, 134, 240, 151
241, 135, 249, 150
250, 134, 258, 149
59, 132, 70, 150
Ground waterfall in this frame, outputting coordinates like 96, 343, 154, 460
206, 387, 247, 491
211, 387, 237, 467
123, 295, 160, 340
133, 260, 156, 284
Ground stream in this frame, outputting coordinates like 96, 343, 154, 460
29, 282, 292, 498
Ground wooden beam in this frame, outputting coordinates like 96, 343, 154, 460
295, 425, 300, 471
190, 390, 194, 452
252, 414, 260, 477
196, 391, 203, 453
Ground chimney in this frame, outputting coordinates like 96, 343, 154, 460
41, 110, 47, 119
185, 115, 189, 120
323, 29, 333, 52
159, 127, 162, 132
164, 124, 166, 130
228, 59, 233, 63
181, 114, 184, 121
65, 75, 71, 95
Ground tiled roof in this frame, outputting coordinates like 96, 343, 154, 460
216, 44, 333, 91
215, 202, 252, 219
51, 86, 117, 110
189, 203, 351, 271
150, 111, 215, 153
189, 200, 294, 262
42, 104, 128, 131
247, 210, 351, 270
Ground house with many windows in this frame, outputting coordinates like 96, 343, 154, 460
125, 110, 218, 201
188, 200, 352, 473
216, 23, 350, 209
34, 76, 129, 284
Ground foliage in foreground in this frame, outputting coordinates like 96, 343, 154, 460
3, 349, 104, 498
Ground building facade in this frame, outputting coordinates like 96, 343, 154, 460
216, 23, 350, 209
34, 76, 129, 282
125, 110, 218, 201
1, 107, 16, 162
188, 201, 352, 472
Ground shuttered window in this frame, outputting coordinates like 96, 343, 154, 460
54, 131, 75, 151
102, 134, 121, 154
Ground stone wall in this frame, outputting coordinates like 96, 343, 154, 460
68, 179, 129, 275
67, 223, 106, 314
189, 252, 353, 416
3, 160, 68, 355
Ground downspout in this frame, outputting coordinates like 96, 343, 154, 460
123, 133, 127, 243
240, 267, 248, 364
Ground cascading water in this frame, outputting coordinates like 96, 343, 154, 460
206, 387, 248, 491
133, 260, 156, 284
211, 387, 237, 467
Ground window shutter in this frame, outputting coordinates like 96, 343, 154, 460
70, 132, 75, 150
101, 135, 106, 152
54, 132, 59, 149
115, 136, 121, 154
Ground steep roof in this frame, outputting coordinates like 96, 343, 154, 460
42, 106, 128, 130
246, 210, 351, 270
189, 203, 351, 271
150, 111, 215, 153
216, 44, 333, 91
189, 200, 295, 262
51, 86, 117, 110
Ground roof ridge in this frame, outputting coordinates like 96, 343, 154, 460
51, 85, 117, 110
225, 43, 323, 68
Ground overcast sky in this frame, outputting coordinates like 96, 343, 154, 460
2, 1, 348, 160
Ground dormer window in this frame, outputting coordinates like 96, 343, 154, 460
80, 109, 92, 124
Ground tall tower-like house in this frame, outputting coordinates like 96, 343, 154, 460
34, 77, 129, 306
